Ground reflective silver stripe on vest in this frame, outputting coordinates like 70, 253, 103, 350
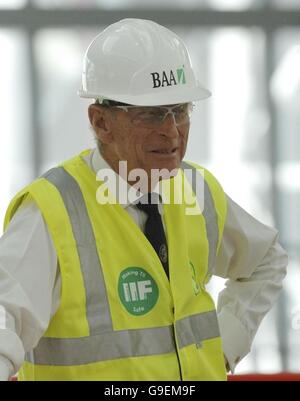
25, 311, 220, 366
25, 326, 175, 366
181, 161, 219, 276
43, 167, 112, 335
176, 310, 220, 349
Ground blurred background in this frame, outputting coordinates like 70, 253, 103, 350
0, 0, 299, 374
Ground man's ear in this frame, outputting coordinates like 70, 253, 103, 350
88, 104, 113, 144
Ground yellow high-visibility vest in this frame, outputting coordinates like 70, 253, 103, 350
4, 150, 227, 381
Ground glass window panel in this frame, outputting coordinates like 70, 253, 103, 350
272, 29, 300, 163
33, 0, 259, 9
207, 28, 272, 224
0, 0, 26, 7
34, 29, 98, 173
33, 0, 205, 8
0, 29, 31, 231
207, 0, 257, 10
274, 0, 300, 9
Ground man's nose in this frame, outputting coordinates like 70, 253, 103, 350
159, 113, 179, 137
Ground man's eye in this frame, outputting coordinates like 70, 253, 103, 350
142, 112, 163, 119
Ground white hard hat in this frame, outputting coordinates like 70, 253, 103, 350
78, 18, 211, 106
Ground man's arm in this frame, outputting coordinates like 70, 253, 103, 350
215, 196, 288, 372
0, 198, 59, 380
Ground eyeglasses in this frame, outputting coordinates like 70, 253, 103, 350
107, 102, 194, 128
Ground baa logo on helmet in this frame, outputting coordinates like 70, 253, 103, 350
151, 66, 186, 88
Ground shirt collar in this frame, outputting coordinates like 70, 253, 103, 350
90, 148, 161, 209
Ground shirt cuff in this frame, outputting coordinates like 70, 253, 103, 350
218, 309, 251, 373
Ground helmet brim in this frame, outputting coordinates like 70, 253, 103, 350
78, 86, 211, 106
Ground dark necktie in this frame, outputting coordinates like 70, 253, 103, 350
136, 193, 169, 278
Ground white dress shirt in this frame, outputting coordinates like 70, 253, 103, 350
0, 149, 288, 380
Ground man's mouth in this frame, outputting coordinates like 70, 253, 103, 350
150, 147, 178, 155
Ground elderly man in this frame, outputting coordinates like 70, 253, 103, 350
0, 19, 287, 381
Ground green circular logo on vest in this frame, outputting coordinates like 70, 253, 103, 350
118, 267, 159, 316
